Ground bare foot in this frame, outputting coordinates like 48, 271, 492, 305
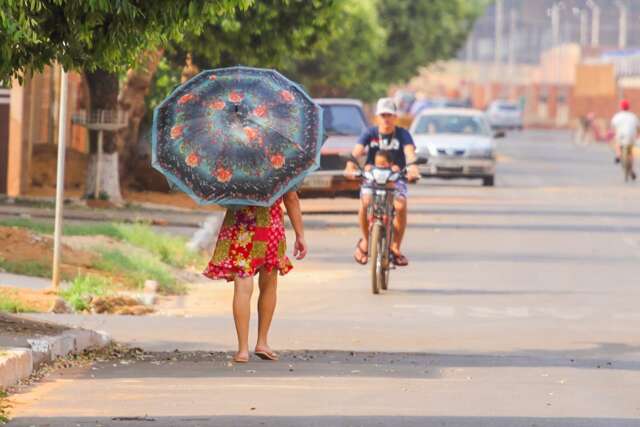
234, 351, 249, 363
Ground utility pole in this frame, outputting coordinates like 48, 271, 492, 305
551, 4, 560, 48
551, 3, 561, 84
508, 7, 518, 95
495, 0, 504, 66
51, 68, 68, 291
587, 0, 600, 48
580, 9, 589, 46
617, 1, 628, 49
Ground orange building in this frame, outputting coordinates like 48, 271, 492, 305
1, 65, 88, 196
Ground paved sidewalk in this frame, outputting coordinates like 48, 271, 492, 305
0, 197, 362, 229
0, 314, 111, 389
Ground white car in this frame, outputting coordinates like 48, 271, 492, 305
410, 108, 501, 187
486, 100, 523, 130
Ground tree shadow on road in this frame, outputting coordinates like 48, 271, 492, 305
62, 342, 640, 382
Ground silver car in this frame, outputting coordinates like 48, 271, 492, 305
487, 100, 523, 131
410, 108, 502, 187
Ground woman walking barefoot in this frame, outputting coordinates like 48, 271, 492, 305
203, 191, 307, 363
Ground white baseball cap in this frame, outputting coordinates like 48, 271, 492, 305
376, 97, 397, 116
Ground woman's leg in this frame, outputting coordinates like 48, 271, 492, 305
256, 268, 278, 354
233, 276, 254, 361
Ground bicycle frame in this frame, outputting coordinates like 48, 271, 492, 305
367, 184, 395, 246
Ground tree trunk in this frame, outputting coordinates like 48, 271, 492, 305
83, 69, 123, 204
117, 49, 165, 185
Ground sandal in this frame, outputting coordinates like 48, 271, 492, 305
254, 350, 279, 361
354, 238, 368, 265
390, 250, 409, 267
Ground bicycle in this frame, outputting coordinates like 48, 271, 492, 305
352, 158, 426, 294
620, 144, 635, 182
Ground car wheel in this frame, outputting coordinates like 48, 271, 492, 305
482, 176, 495, 187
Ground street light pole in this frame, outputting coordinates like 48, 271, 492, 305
587, 0, 600, 48
51, 67, 68, 291
495, 0, 504, 66
508, 8, 518, 96
617, 1, 628, 49
580, 9, 589, 46
551, 3, 561, 84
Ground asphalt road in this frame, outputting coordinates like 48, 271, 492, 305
8, 130, 640, 426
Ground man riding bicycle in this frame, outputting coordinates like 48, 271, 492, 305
345, 97, 421, 266
612, 99, 639, 181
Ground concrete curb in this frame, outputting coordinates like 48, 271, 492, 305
0, 328, 111, 390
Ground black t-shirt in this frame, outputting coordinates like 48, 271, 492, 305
357, 126, 415, 169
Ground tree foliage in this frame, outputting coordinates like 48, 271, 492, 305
284, 0, 385, 101
146, 0, 339, 111
377, 0, 483, 84
0, 0, 251, 84
174, 0, 338, 70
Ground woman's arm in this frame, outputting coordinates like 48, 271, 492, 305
283, 191, 307, 260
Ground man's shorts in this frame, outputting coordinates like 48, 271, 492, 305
360, 180, 408, 200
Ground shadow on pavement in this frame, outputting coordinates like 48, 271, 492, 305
8, 415, 640, 427
63, 346, 640, 382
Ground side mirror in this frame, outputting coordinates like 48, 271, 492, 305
493, 131, 506, 139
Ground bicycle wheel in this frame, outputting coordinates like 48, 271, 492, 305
622, 147, 632, 181
380, 231, 390, 291
370, 223, 383, 295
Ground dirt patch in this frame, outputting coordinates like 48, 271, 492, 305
0, 226, 95, 278
30, 144, 87, 191
90, 296, 154, 316
0, 287, 56, 313
122, 189, 223, 212
0, 313, 68, 337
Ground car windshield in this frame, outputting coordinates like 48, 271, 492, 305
414, 115, 490, 136
322, 105, 366, 136
498, 104, 519, 111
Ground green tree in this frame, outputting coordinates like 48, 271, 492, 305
174, 0, 337, 72
376, 0, 483, 84
0, 0, 251, 82
143, 0, 339, 112
285, 0, 385, 101
0, 0, 250, 202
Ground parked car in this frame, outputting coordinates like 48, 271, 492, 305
409, 108, 502, 187
299, 98, 368, 197
486, 100, 523, 130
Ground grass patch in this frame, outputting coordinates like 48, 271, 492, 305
0, 257, 51, 278
93, 248, 185, 295
0, 296, 38, 314
0, 219, 204, 269
60, 275, 111, 312
0, 218, 53, 234
0, 390, 9, 424
114, 223, 205, 269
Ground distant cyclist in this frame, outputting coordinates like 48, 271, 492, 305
611, 99, 639, 180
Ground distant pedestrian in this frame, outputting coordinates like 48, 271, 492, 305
203, 192, 307, 363
575, 112, 595, 145
611, 99, 639, 180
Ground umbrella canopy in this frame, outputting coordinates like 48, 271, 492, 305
152, 66, 323, 206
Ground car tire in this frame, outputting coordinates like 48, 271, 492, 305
482, 176, 495, 187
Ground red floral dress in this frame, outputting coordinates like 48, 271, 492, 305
203, 200, 293, 282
